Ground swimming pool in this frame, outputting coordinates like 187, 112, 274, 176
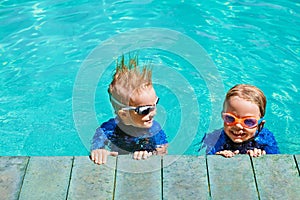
1, 0, 299, 156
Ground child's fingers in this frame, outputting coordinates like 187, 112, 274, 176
91, 150, 100, 164
254, 148, 259, 156
133, 151, 140, 160
256, 148, 261, 156
155, 145, 168, 155
247, 148, 266, 157
216, 150, 236, 158
99, 151, 105, 164
101, 152, 107, 164
91, 151, 95, 161
247, 150, 254, 157
256, 148, 266, 157
90, 149, 107, 164
110, 151, 119, 157
143, 151, 152, 159
133, 151, 152, 160
93, 152, 100, 164
233, 150, 239, 155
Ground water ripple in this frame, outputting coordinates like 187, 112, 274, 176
1, 0, 300, 155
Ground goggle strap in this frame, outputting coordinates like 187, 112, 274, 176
109, 94, 127, 107
257, 117, 264, 125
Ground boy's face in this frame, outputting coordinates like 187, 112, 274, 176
120, 86, 157, 128
223, 96, 264, 143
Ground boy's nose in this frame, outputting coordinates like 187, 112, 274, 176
149, 109, 156, 117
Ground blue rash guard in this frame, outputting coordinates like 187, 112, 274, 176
200, 128, 279, 155
91, 118, 168, 154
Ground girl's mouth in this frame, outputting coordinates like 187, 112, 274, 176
231, 131, 246, 138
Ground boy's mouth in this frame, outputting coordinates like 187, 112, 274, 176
144, 118, 153, 125
145, 118, 153, 123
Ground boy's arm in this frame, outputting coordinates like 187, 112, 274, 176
155, 144, 168, 155
91, 127, 108, 151
90, 118, 118, 164
91, 118, 117, 150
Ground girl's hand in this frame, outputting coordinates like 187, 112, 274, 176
216, 150, 239, 158
247, 148, 266, 157
133, 150, 153, 160
90, 149, 118, 165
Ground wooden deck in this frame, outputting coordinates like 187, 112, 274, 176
1, 154, 299, 200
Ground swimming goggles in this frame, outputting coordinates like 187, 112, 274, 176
221, 112, 264, 129
110, 94, 159, 115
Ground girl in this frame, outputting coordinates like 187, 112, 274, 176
201, 84, 279, 158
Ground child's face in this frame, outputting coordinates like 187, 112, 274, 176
121, 87, 158, 128
223, 96, 263, 143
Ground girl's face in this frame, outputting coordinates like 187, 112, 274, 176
120, 87, 158, 128
223, 96, 264, 143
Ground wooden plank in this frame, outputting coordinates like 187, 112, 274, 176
163, 155, 209, 199
115, 155, 161, 200
0, 157, 29, 200
295, 154, 300, 176
252, 154, 300, 199
19, 156, 73, 200
207, 155, 258, 200
67, 156, 116, 200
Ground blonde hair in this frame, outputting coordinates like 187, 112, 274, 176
224, 84, 267, 117
108, 54, 153, 112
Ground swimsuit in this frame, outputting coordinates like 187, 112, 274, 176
91, 117, 168, 154
200, 128, 279, 154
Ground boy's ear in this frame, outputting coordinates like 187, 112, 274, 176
117, 110, 128, 121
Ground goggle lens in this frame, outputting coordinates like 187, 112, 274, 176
224, 115, 235, 123
122, 97, 159, 115
222, 113, 261, 129
244, 118, 258, 128
135, 106, 155, 115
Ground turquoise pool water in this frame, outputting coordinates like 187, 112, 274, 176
1, 0, 299, 156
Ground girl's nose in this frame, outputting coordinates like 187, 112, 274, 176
235, 123, 244, 129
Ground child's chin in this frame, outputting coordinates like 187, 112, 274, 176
232, 138, 244, 143
143, 121, 153, 128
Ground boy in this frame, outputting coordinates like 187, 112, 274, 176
91, 55, 168, 164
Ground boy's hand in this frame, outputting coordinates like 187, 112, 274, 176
91, 149, 118, 165
155, 144, 168, 156
247, 148, 266, 157
216, 150, 239, 158
133, 150, 153, 160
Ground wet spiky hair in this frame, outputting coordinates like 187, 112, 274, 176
108, 54, 153, 112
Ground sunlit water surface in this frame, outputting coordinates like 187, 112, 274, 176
1, 0, 299, 155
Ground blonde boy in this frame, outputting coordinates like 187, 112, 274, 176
91, 55, 168, 164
